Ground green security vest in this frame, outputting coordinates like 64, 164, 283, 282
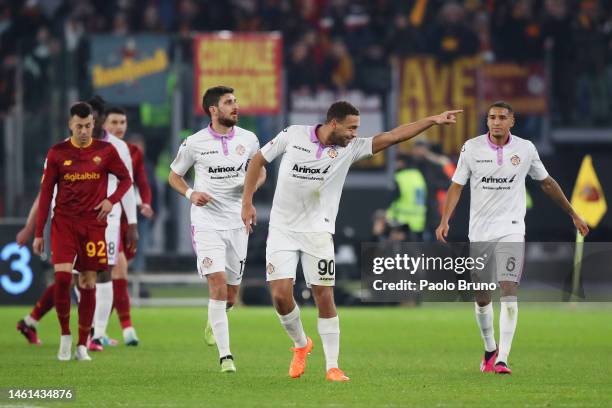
387, 169, 427, 233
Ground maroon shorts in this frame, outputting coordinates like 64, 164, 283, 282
120, 214, 136, 261
51, 215, 108, 271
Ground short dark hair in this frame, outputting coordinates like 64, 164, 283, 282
105, 106, 127, 117
202, 85, 234, 117
488, 101, 514, 115
70, 102, 93, 118
87, 95, 106, 116
326, 101, 360, 123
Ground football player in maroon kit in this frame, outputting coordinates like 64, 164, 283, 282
33, 102, 132, 361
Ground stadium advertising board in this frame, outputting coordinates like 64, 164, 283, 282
0, 222, 44, 305
193, 32, 282, 115
90, 35, 170, 105
398, 57, 547, 154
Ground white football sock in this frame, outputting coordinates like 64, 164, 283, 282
277, 304, 307, 348
497, 296, 518, 363
24, 315, 38, 327
93, 281, 113, 339
209, 299, 231, 358
474, 302, 496, 352
318, 316, 340, 371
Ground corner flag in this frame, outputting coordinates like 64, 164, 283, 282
570, 155, 606, 300
570, 155, 607, 228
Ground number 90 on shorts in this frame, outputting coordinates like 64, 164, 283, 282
266, 251, 336, 287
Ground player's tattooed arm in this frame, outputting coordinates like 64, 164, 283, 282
372, 110, 462, 154
539, 176, 589, 236
436, 182, 464, 243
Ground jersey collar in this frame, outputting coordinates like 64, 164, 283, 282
486, 131, 512, 149
208, 123, 235, 156
69, 136, 93, 149
486, 132, 513, 165
310, 124, 336, 160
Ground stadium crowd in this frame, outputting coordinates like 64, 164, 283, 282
0, 0, 611, 125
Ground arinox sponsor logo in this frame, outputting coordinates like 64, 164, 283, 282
481, 174, 516, 184
208, 163, 244, 173
292, 164, 330, 174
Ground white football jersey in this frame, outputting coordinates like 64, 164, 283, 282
170, 124, 260, 230
452, 133, 549, 241
104, 132, 137, 225
261, 125, 373, 234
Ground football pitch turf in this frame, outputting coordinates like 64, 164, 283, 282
1, 304, 611, 407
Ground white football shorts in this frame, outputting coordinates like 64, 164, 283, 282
266, 226, 336, 287
470, 234, 525, 284
191, 225, 248, 285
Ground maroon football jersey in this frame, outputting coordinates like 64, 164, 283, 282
35, 138, 132, 237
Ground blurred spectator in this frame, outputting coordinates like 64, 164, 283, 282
543, 0, 575, 125
492, 0, 544, 62
387, 153, 427, 241
572, 0, 612, 125
410, 140, 454, 240
371, 209, 388, 242
320, 39, 354, 90
141, 3, 166, 33
427, 2, 479, 62
386, 14, 426, 59
287, 40, 318, 93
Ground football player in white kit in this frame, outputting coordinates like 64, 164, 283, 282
169, 86, 266, 373
87, 96, 140, 350
436, 101, 589, 375
242, 101, 461, 381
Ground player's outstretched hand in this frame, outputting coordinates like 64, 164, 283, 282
435, 222, 449, 243
32, 237, 44, 256
242, 203, 257, 234
432, 110, 463, 125
190, 191, 213, 207
94, 199, 113, 221
16, 226, 34, 246
573, 215, 589, 237
140, 203, 155, 219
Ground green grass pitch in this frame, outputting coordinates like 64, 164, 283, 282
1, 304, 611, 407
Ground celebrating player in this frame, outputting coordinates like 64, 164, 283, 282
242, 101, 461, 381
33, 102, 132, 361
436, 101, 589, 374
168, 86, 266, 373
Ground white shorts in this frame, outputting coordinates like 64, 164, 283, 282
266, 227, 335, 287
105, 221, 121, 266
470, 234, 525, 284
191, 225, 248, 285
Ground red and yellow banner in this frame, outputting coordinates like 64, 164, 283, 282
193, 33, 282, 115
481, 63, 547, 114
398, 57, 548, 155
398, 56, 480, 155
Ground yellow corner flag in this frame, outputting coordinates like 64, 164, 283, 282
570, 155, 606, 301
571, 155, 607, 227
